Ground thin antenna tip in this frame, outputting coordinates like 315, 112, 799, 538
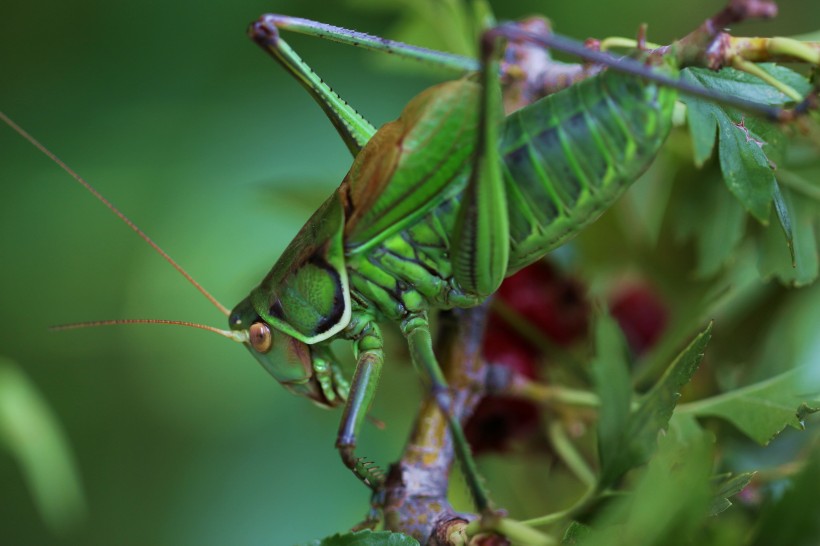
1, 111, 231, 317
48, 318, 248, 343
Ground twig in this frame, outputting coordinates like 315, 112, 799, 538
379, 305, 491, 544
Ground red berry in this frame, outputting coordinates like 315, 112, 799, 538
483, 315, 539, 379
468, 325, 541, 454
609, 283, 668, 355
468, 261, 591, 454
496, 261, 589, 346
465, 395, 540, 455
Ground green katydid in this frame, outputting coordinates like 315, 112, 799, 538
2, 0, 817, 519
228, 6, 818, 511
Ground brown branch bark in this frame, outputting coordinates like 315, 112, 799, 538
379, 304, 493, 545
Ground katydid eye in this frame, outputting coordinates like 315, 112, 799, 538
249, 322, 273, 353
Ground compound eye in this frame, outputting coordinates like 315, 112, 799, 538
229, 312, 243, 328
249, 322, 273, 353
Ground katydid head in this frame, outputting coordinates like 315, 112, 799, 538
227, 190, 353, 407
228, 295, 329, 404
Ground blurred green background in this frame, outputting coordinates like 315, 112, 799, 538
1, 0, 818, 544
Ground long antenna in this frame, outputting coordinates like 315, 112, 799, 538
50, 319, 249, 343
0, 111, 231, 317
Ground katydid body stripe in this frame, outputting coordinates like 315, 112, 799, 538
500, 68, 677, 270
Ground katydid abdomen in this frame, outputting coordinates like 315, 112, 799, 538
501, 67, 676, 271
343, 67, 677, 322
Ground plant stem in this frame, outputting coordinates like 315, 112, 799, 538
520, 485, 599, 527
548, 421, 597, 488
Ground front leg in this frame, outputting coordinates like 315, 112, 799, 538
336, 318, 385, 489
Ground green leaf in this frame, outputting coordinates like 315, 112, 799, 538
0, 359, 86, 534
716, 111, 777, 223
771, 179, 795, 264
681, 66, 809, 223
591, 312, 633, 486
682, 86, 718, 166
625, 322, 712, 461
581, 421, 713, 546
562, 521, 592, 545
296, 530, 420, 546
596, 322, 712, 488
757, 185, 819, 286
683, 65, 796, 165
677, 367, 820, 445
709, 472, 755, 516
750, 447, 820, 546
692, 177, 747, 277
683, 65, 812, 108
